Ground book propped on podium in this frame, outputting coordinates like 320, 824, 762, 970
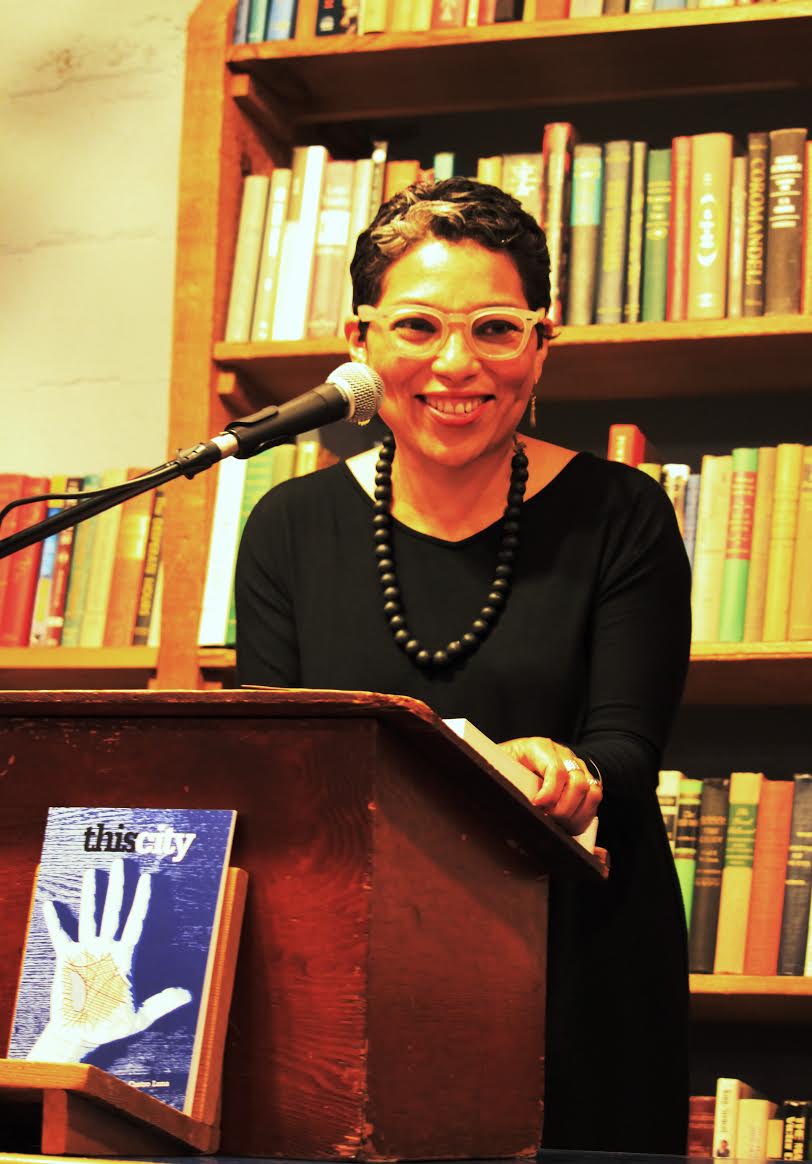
1, 806, 246, 1155
444, 718, 600, 854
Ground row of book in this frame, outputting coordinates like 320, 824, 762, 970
657, 770, 812, 977
233, 0, 789, 40
0, 471, 163, 650
224, 126, 811, 349
197, 434, 331, 648
689, 1081, 812, 1161
608, 426, 812, 644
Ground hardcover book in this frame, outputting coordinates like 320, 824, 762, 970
688, 776, 729, 974
8, 806, 236, 1114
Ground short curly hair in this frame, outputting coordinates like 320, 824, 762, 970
350, 176, 552, 319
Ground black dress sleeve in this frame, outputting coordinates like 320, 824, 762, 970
574, 469, 692, 801
234, 485, 301, 687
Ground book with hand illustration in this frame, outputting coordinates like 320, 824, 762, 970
7, 806, 236, 1114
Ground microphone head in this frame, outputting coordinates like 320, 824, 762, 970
327, 362, 385, 426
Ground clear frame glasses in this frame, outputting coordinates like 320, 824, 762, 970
356, 303, 546, 361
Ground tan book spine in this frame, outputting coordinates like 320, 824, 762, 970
714, 770, 763, 973
358, 0, 391, 31
77, 468, 127, 647
742, 445, 777, 642
687, 132, 733, 319
224, 174, 271, 342
788, 446, 812, 640
103, 472, 156, 647
802, 141, 812, 314
477, 155, 504, 187
762, 442, 804, 641
383, 159, 420, 202
250, 167, 292, 342
726, 155, 748, 318
691, 453, 732, 643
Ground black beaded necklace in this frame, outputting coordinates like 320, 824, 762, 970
373, 431, 528, 670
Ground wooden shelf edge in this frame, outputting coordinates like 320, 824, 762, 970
691, 975, 812, 997
0, 647, 158, 671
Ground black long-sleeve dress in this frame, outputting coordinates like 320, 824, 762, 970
235, 449, 692, 1154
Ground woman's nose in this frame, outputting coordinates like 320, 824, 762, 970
432, 326, 480, 371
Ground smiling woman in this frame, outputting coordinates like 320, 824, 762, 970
235, 177, 693, 1155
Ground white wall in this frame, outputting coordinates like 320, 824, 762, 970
0, 0, 199, 477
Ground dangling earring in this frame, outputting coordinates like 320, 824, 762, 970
529, 391, 537, 429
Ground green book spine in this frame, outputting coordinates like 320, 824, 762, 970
688, 777, 730, 973
247, 0, 272, 41
225, 447, 278, 647
565, 144, 603, 326
641, 148, 672, 322
595, 140, 632, 326
718, 447, 759, 642
60, 473, 101, 647
674, 776, 703, 931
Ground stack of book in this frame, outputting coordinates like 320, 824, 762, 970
657, 770, 812, 977
689, 1080, 811, 1161
223, 126, 810, 334
607, 425, 812, 645
0, 471, 164, 649
197, 434, 330, 648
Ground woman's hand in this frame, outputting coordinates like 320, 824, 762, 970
499, 736, 603, 836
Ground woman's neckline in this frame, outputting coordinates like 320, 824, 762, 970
342, 446, 587, 547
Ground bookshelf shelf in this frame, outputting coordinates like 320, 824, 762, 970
228, 4, 812, 123
0, 647, 158, 691
690, 975, 812, 1023
214, 316, 812, 408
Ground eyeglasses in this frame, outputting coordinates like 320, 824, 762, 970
356, 304, 546, 361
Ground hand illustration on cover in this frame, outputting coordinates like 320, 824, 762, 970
28, 856, 191, 1062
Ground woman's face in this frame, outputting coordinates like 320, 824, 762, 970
346, 236, 548, 469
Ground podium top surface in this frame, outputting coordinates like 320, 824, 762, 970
0, 687, 605, 881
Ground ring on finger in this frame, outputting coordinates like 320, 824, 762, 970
563, 758, 581, 774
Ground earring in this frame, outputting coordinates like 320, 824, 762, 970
529, 391, 537, 429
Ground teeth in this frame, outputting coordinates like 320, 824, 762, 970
426, 397, 484, 414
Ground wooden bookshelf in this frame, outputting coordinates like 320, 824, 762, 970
690, 975, 812, 1023
0, 647, 158, 691
684, 642, 812, 706
215, 317, 812, 405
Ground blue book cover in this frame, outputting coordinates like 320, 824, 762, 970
9, 806, 236, 1113
266, 0, 299, 39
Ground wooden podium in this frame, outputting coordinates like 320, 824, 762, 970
0, 689, 604, 1159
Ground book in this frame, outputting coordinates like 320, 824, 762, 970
272, 146, 328, 341
103, 472, 156, 648
718, 446, 759, 643
431, 0, 466, 25
0, 476, 49, 647
743, 778, 794, 976
8, 805, 236, 1114
737, 1098, 778, 1160
606, 422, 648, 467
443, 718, 598, 853
661, 463, 691, 536
477, 155, 503, 187
60, 473, 102, 647
197, 457, 248, 647
233, 0, 251, 41
78, 468, 127, 647
686, 132, 733, 319
656, 769, 682, 852
743, 131, 769, 317
691, 454, 732, 642
565, 143, 602, 326
383, 159, 420, 202
316, 0, 358, 33
762, 443, 804, 641
726, 154, 748, 318
743, 445, 777, 642
713, 1077, 760, 1158
250, 167, 292, 342
687, 1095, 715, 1157
622, 140, 648, 324
683, 472, 701, 569
764, 127, 807, 314
224, 174, 271, 342
595, 140, 632, 325
43, 474, 83, 646
266, 0, 299, 38
307, 159, 355, 339
336, 158, 374, 335
132, 489, 166, 647
714, 770, 763, 974
28, 476, 66, 646
777, 773, 812, 975
666, 135, 691, 321
803, 141, 812, 315
294, 431, 322, 477
688, 776, 729, 974
247, 0, 272, 39
541, 122, 575, 326
640, 147, 672, 322
0, 475, 27, 619
674, 774, 703, 930
787, 446, 812, 640
501, 153, 543, 224
780, 1099, 812, 1160
224, 448, 280, 648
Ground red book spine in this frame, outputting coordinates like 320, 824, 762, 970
607, 423, 646, 466
0, 477, 50, 647
743, 778, 794, 975
687, 1096, 716, 1157
0, 474, 27, 621
666, 135, 691, 322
